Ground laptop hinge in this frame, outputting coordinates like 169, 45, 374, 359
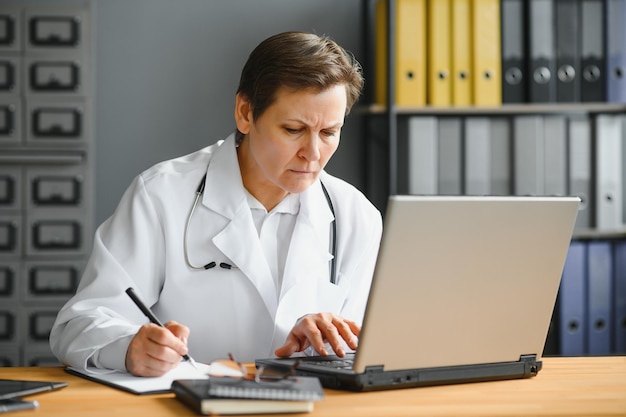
520, 354, 541, 375
364, 365, 385, 374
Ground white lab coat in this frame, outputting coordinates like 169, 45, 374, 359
49, 133, 382, 371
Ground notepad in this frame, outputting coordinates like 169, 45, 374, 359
171, 377, 323, 415
66, 361, 241, 395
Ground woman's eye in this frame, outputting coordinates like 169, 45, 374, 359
285, 127, 300, 134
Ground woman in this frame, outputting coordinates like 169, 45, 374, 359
50, 31, 382, 377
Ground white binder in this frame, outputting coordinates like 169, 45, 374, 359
568, 116, 592, 229
464, 117, 491, 195
543, 116, 568, 196
513, 115, 544, 195
403, 116, 438, 195
438, 117, 463, 195
594, 114, 624, 229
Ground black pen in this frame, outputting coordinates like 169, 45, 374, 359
0, 398, 39, 413
125, 287, 200, 369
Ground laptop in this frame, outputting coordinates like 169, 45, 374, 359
256, 195, 580, 391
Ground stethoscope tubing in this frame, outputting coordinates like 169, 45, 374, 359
183, 173, 337, 283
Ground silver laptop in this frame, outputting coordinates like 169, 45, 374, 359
257, 195, 580, 391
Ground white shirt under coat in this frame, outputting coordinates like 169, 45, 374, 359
49, 133, 383, 371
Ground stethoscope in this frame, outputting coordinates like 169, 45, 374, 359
183, 173, 338, 284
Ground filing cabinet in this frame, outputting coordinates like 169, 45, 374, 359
0, 1, 93, 366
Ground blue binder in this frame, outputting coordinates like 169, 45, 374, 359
606, 0, 626, 102
614, 240, 626, 353
586, 241, 613, 354
559, 241, 587, 355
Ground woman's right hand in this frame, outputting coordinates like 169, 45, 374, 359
125, 321, 190, 376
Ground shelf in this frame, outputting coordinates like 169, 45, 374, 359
360, 103, 626, 116
572, 227, 626, 240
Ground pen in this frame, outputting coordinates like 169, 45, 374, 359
125, 287, 200, 369
0, 398, 39, 413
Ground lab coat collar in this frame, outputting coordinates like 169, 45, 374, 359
201, 133, 246, 219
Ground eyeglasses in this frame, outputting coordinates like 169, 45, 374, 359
208, 353, 300, 384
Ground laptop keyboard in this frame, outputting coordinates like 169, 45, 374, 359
307, 359, 354, 370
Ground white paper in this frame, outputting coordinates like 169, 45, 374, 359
68, 360, 243, 394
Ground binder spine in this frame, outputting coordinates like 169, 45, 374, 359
559, 241, 587, 356
528, 0, 557, 103
501, 0, 527, 103
606, 0, 626, 103
580, 0, 606, 102
555, 0, 581, 102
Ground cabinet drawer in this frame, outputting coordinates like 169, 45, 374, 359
0, 98, 21, 144
0, 215, 20, 256
26, 165, 86, 209
0, 56, 21, 94
26, 100, 89, 146
0, 262, 18, 300
0, 166, 21, 211
25, 7, 87, 53
0, 8, 21, 53
23, 260, 82, 301
27, 59, 81, 93
25, 211, 90, 256
0, 310, 17, 343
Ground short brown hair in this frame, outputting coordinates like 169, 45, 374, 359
236, 31, 364, 122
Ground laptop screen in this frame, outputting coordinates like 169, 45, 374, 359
353, 195, 579, 373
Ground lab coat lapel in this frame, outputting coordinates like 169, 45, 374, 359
201, 135, 278, 318
280, 181, 334, 297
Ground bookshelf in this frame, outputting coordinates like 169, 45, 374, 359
363, 0, 626, 357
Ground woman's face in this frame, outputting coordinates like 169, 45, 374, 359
235, 84, 347, 207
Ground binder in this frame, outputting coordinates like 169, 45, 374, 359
568, 116, 592, 229
606, 0, 626, 102
398, 116, 438, 194
555, 0, 581, 102
586, 240, 613, 355
501, 0, 527, 103
471, 0, 502, 106
614, 240, 626, 353
559, 240, 587, 356
428, 0, 452, 106
374, 0, 388, 106
580, 0, 606, 102
513, 115, 544, 195
437, 117, 463, 195
594, 114, 624, 230
543, 116, 567, 196
451, 0, 472, 106
528, 0, 557, 102
489, 117, 512, 195
375, 0, 428, 106
464, 117, 491, 195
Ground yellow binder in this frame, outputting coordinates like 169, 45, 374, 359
472, 0, 502, 106
375, 0, 427, 107
427, 0, 452, 106
452, 0, 472, 106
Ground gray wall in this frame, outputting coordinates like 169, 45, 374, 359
93, 0, 367, 225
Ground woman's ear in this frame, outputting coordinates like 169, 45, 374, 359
234, 93, 252, 135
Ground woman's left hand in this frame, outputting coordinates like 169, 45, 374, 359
274, 312, 360, 357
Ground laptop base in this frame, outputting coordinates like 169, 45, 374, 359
255, 354, 542, 392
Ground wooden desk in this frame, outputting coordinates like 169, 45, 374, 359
1, 357, 625, 416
